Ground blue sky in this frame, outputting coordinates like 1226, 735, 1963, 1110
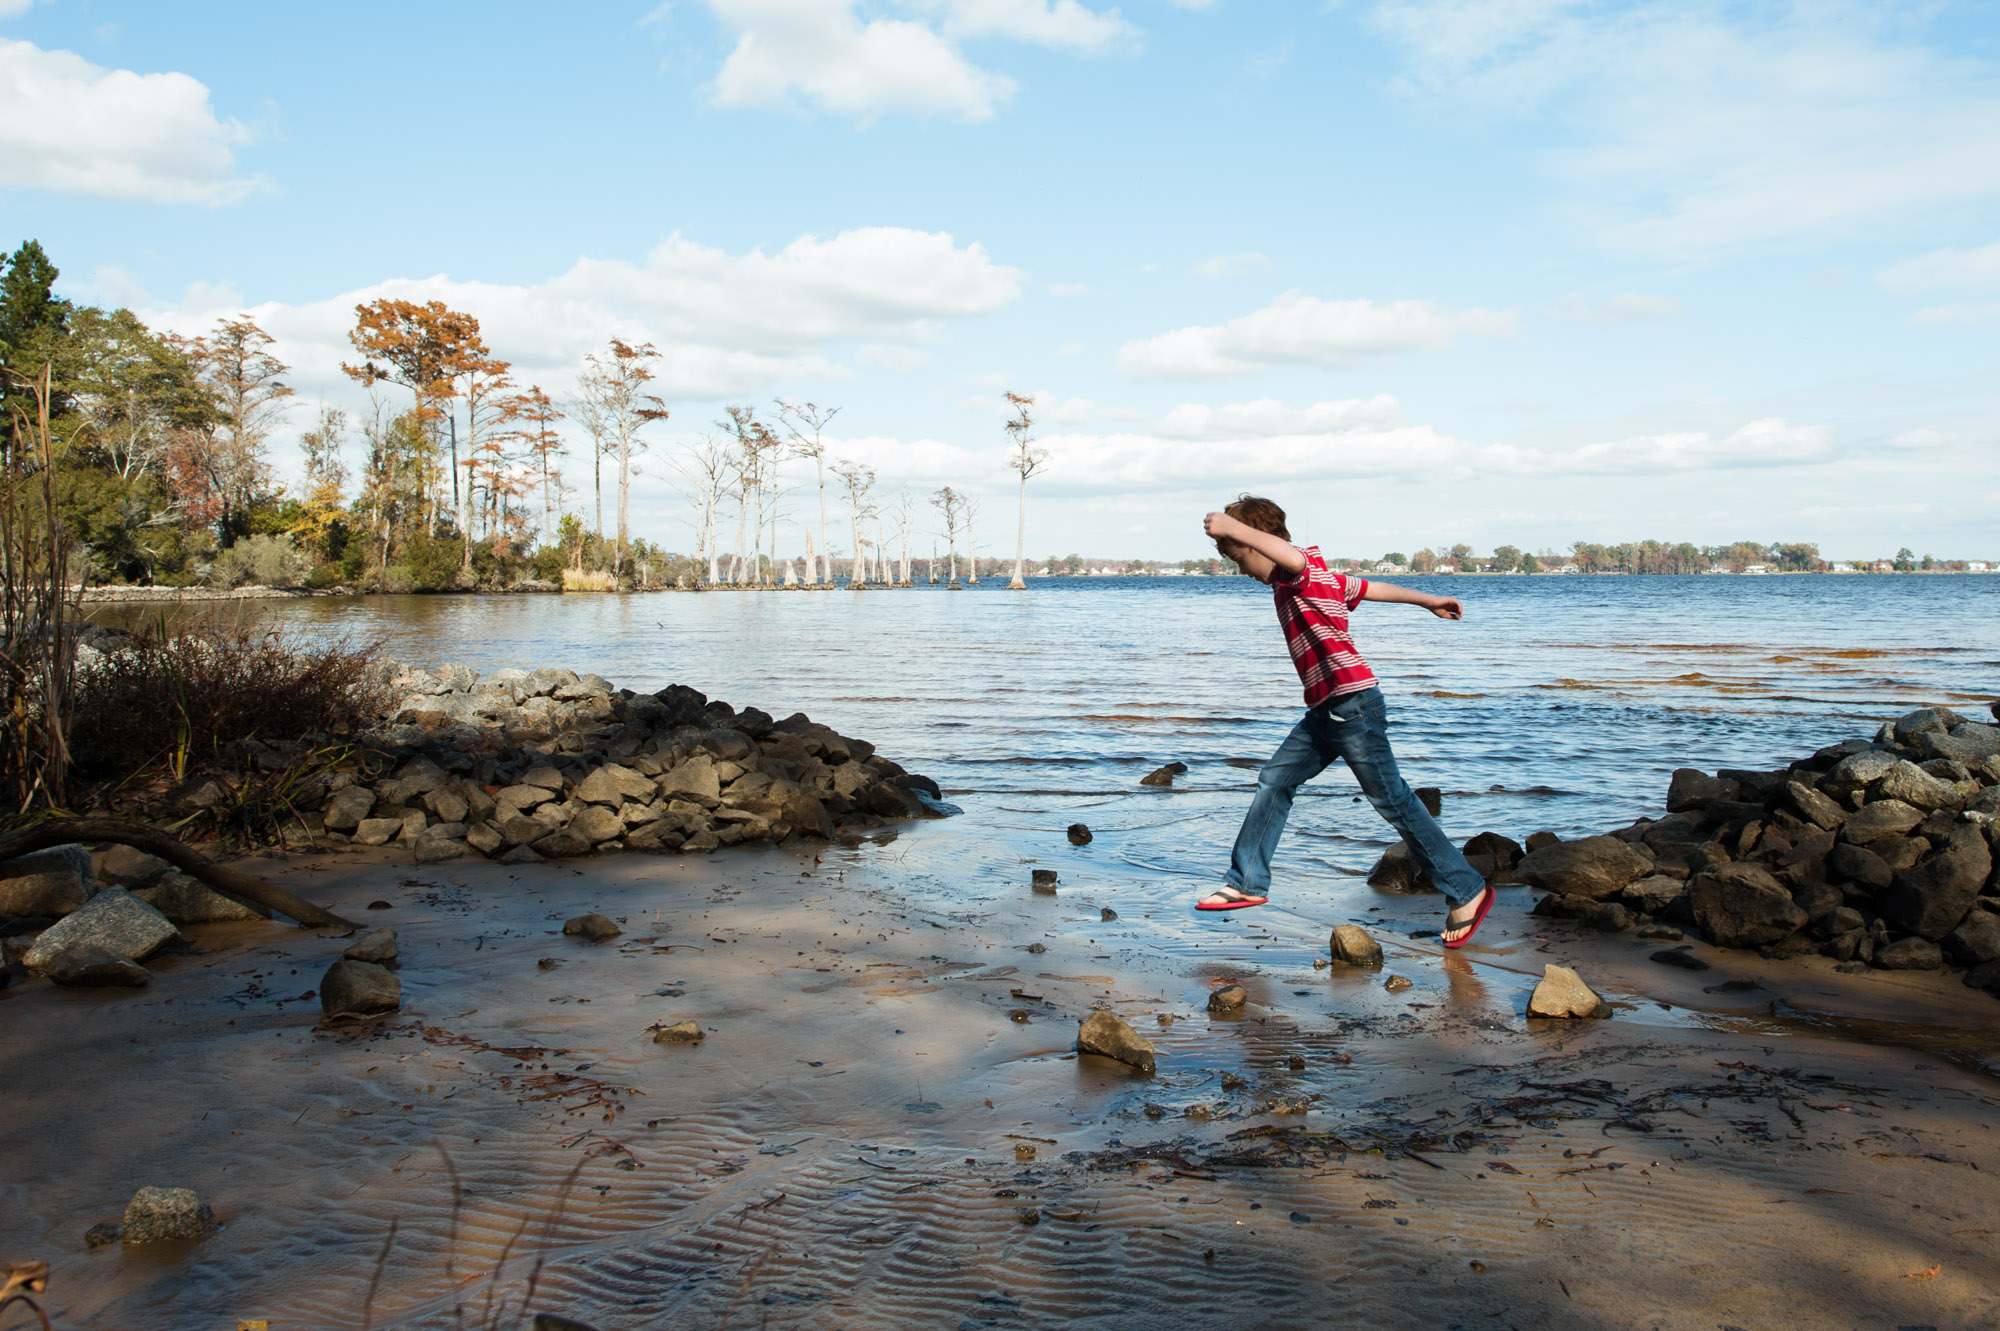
3, 0, 1997, 561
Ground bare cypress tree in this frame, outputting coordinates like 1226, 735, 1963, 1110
1003, 391, 1048, 589
778, 399, 839, 586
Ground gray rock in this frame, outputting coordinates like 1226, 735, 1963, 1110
555, 673, 614, 700
499, 814, 546, 847
43, 944, 150, 987
1384, 973, 1414, 992
1915, 724, 2000, 765
625, 820, 685, 853
1666, 768, 1726, 812
1586, 902, 1632, 933
1690, 863, 1808, 949
681, 829, 720, 854
320, 958, 400, 1017
322, 785, 377, 832
23, 888, 178, 970
651, 1020, 704, 1044
134, 871, 267, 924
656, 754, 722, 802
1944, 910, 2000, 966
1514, 835, 1652, 901
1527, 964, 1611, 1018
1875, 936, 1944, 971
1366, 842, 1435, 894
1621, 875, 1687, 915
1878, 824, 1991, 940
563, 912, 621, 941
570, 805, 626, 843
1327, 923, 1383, 966
1207, 984, 1247, 1012
1838, 799, 1923, 846
121, 1187, 217, 1244
352, 817, 403, 847
1140, 761, 1188, 788
1876, 834, 1930, 873
521, 764, 566, 791
497, 844, 542, 865
1823, 749, 1900, 799
1816, 906, 1866, 940
412, 834, 467, 864
533, 827, 593, 858
398, 809, 430, 840
1827, 842, 1892, 890
434, 663, 479, 692
1075, 1009, 1156, 1074
497, 783, 556, 812
1893, 706, 1965, 744
96, 844, 169, 889
1781, 781, 1845, 831
1789, 881, 1843, 921
425, 788, 470, 824
465, 821, 504, 857
343, 927, 398, 964
1873, 761, 1960, 813
576, 763, 655, 807
0, 844, 96, 916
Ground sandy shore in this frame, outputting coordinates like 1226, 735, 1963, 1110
4, 823, 1998, 1330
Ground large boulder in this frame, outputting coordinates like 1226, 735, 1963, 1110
1827, 842, 1892, 891
1838, 799, 1923, 846
656, 754, 721, 802
1875, 937, 1944, 971
1822, 749, 1900, 799
1513, 835, 1651, 901
96, 845, 170, 889
1944, 910, 2000, 967
1690, 863, 1808, 949
319, 959, 400, 1018
1781, 782, 1845, 831
575, 763, 656, 807
23, 888, 178, 971
0, 844, 96, 917
134, 871, 268, 924
1366, 842, 1433, 893
1873, 762, 1960, 813
1892, 707, 1965, 745
1666, 769, 1727, 813
570, 805, 626, 844
1075, 1009, 1156, 1074
43, 944, 150, 987
1914, 724, 2000, 765
1877, 824, 1991, 940
321, 785, 377, 832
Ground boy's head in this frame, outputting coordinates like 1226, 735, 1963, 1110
1215, 495, 1290, 581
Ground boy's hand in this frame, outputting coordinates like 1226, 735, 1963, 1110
1202, 511, 1238, 540
1429, 597, 1463, 620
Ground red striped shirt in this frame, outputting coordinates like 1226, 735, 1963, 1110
1271, 545, 1375, 706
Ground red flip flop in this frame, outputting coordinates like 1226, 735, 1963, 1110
1442, 885, 1496, 949
1196, 888, 1269, 912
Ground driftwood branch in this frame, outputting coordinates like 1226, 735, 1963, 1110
0, 818, 354, 929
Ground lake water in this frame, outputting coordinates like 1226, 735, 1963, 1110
145, 574, 2000, 904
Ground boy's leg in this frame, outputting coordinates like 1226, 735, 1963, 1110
1222, 710, 1337, 897
1329, 689, 1487, 910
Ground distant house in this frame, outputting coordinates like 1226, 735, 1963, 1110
1969, 561, 1992, 573
1432, 563, 1457, 574
1373, 561, 1407, 574
1742, 564, 1771, 575
1557, 563, 1579, 574
1874, 561, 1895, 573
1831, 562, 1858, 573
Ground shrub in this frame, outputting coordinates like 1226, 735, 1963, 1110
207, 534, 313, 588
69, 622, 389, 782
400, 528, 469, 590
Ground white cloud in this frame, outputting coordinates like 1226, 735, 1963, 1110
0, 39, 257, 204
1193, 251, 1267, 279
1371, 2, 2000, 257
1047, 281, 1091, 297
0, 0, 38, 16
1115, 291, 1519, 378
1546, 291, 1679, 324
1911, 301, 2000, 326
1488, 417, 1835, 474
1880, 237, 2000, 293
702, 0, 1131, 121
148, 227, 1021, 402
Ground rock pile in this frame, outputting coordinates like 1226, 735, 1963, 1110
251, 668, 947, 864
1513, 706, 2000, 996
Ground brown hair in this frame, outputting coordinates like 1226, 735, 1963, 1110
1221, 495, 1289, 548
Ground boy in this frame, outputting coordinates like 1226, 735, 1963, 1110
1199, 497, 1495, 949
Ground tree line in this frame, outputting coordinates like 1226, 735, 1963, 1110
0, 239, 1057, 593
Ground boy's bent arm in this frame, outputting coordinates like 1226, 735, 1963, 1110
1203, 513, 1306, 575
1363, 580, 1463, 620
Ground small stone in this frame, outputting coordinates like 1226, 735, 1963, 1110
1415, 786, 1442, 817
1527, 964, 1611, 1019
1100, 907, 1118, 922
322, 785, 377, 832
1384, 974, 1413, 993
352, 817, 403, 847
343, 928, 397, 964
571, 805, 626, 843
563, 913, 622, 941
1649, 948, 1710, 971
1067, 823, 1093, 845
84, 1222, 121, 1249
43, 944, 150, 987
651, 1020, 704, 1044
1025, 942, 1046, 954
121, 1186, 216, 1244
1207, 984, 1247, 1013
1031, 868, 1059, 893
1327, 923, 1384, 966
1140, 761, 1188, 787
1833, 960, 1872, 975
1075, 1009, 1157, 1074
319, 958, 400, 1018
1636, 924, 1684, 940
521, 764, 565, 791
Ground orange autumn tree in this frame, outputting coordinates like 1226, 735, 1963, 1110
340, 299, 484, 544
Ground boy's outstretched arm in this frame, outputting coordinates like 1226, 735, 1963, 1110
1203, 512, 1306, 575
1363, 581, 1463, 620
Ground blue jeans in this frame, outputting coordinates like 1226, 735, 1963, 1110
1226, 687, 1487, 909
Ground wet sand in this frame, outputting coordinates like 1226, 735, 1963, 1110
5, 825, 1999, 1330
